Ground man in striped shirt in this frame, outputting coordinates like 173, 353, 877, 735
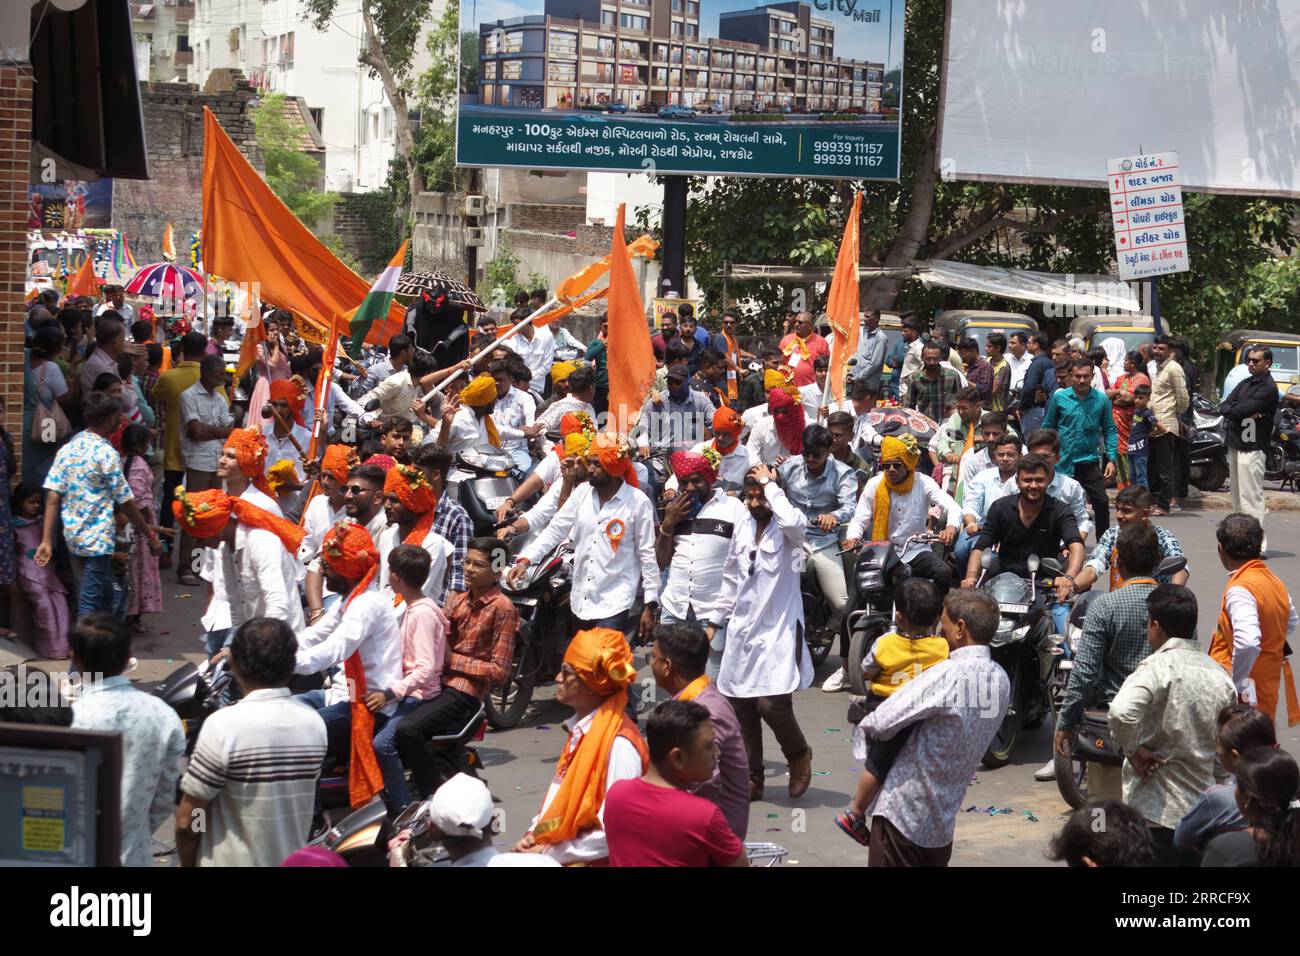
177, 618, 327, 867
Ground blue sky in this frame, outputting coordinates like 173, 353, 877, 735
464, 0, 905, 68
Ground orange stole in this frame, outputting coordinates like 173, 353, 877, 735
1210, 560, 1292, 721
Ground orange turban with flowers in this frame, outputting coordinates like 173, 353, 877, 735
459, 374, 501, 447
321, 444, 360, 485
555, 411, 596, 459
223, 428, 274, 497
270, 378, 307, 426
591, 432, 638, 488
713, 405, 743, 437
318, 519, 385, 808
171, 487, 305, 555
384, 463, 438, 550
533, 629, 648, 846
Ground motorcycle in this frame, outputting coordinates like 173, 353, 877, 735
494, 528, 573, 729
800, 527, 856, 667
1187, 394, 1229, 493
309, 704, 490, 866
1265, 392, 1300, 489
1053, 555, 1189, 808
448, 447, 525, 537
152, 656, 232, 754
976, 552, 1067, 768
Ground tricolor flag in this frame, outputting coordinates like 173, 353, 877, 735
347, 240, 407, 359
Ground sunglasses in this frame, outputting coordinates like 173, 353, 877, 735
344, 484, 373, 495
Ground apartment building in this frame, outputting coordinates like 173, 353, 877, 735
478, 0, 883, 113
178, 0, 441, 193
131, 0, 198, 83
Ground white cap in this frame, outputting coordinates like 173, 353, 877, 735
427, 773, 493, 839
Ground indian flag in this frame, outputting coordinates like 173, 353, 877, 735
347, 240, 407, 358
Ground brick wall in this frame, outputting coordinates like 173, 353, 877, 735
508, 203, 584, 233
1, 67, 32, 458
329, 193, 389, 274
112, 76, 262, 264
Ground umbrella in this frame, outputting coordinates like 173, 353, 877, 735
395, 270, 487, 313
866, 406, 941, 449
124, 263, 205, 300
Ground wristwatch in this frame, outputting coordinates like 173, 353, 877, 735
758, 476, 771, 487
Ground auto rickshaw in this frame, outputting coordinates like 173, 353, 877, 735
936, 309, 1037, 352
1069, 316, 1155, 354
1214, 330, 1300, 398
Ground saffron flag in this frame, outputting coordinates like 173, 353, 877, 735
234, 308, 264, 382
347, 241, 407, 359
824, 191, 862, 405
201, 108, 405, 346
604, 204, 656, 434
66, 253, 101, 298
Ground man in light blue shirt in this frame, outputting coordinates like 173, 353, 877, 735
955, 434, 1020, 565
851, 310, 889, 392
1043, 358, 1117, 536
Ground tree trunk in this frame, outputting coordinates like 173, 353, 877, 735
359, 4, 425, 208
861, 126, 938, 311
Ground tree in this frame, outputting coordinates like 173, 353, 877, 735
252, 91, 337, 227
408, 2, 463, 199
302, 0, 433, 206
680, 0, 1297, 345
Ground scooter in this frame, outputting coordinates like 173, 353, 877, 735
448, 447, 525, 537
1052, 555, 1189, 808
1266, 391, 1300, 490
494, 529, 573, 729
1188, 394, 1229, 493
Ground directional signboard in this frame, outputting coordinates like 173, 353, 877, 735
1107, 152, 1189, 281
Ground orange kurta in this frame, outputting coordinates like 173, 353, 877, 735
1210, 560, 1290, 721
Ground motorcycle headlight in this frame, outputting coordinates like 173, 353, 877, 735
857, 569, 884, 590
1011, 625, 1031, 643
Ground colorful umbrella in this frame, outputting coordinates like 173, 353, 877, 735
124, 263, 205, 300
395, 270, 487, 313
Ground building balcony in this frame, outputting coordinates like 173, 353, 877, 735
175, 1, 194, 21
173, 50, 194, 66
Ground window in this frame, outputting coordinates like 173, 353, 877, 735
383, 107, 393, 139
654, 44, 668, 61
686, 2, 698, 16
177, 33, 191, 51
308, 106, 324, 132
619, 13, 648, 30
502, 60, 522, 80
685, 23, 697, 38
371, 113, 380, 141
671, 20, 681, 35
482, 60, 497, 79
549, 32, 576, 56
548, 61, 575, 81
653, 68, 667, 84
601, 9, 615, 26
778, 38, 792, 51
596, 38, 615, 57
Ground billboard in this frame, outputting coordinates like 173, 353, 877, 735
27, 180, 114, 231
457, 0, 906, 180
937, 0, 1300, 197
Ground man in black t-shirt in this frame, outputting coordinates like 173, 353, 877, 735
962, 453, 1086, 587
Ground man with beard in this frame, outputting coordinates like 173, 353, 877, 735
779, 312, 830, 388
931, 387, 984, 497
955, 434, 1021, 568
439, 374, 505, 455
657, 449, 751, 680
706, 464, 814, 801
509, 434, 659, 644
377, 463, 453, 606
845, 435, 961, 594
305, 463, 388, 624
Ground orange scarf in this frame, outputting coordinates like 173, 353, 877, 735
677, 675, 710, 702
721, 329, 740, 400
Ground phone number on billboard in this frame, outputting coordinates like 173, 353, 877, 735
813, 141, 886, 168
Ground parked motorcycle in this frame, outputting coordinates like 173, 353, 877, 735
494, 529, 573, 729
1188, 394, 1229, 492
1265, 389, 1300, 489
152, 657, 231, 754
1052, 555, 1189, 808
977, 552, 1067, 768
449, 447, 525, 537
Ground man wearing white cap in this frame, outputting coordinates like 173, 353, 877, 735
427, 774, 559, 868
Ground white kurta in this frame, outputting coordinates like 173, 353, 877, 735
710, 483, 813, 699
845, 472, 961, 563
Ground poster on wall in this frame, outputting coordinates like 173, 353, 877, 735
457, 0, 906, 180
27, 180, 114, 231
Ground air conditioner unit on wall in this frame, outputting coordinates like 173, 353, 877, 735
465, 227, 485, 247
464, 194, 487, 217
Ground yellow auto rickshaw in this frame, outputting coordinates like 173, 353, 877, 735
1215, 330, 1300, 398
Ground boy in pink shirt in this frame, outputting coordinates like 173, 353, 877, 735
371, 544, 448, 812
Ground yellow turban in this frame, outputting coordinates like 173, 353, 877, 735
459, 374, 498, 408
551, 360, 579, 385
879, 434, 920, 470
872, 434, 920, 540
563, 431, 593, 457
764, 367, 798, 398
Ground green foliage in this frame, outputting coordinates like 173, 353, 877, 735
478, 240, 524, 308
412, 2, 463, 194
252, 92, 337, 227
461, 29, 479, 94
346, 189, 406, 269
681, 0, 1298, 350
319, 233, 363, 274
302, 0, 431, 81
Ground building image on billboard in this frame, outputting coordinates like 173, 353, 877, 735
477, 1, 883, 115
457, 0, 905, 180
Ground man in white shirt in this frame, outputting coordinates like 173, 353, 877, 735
500, 312, 556, 399
299, 444, 355, 606
263, 379, 312, 517
1006, 330, 1034, 391
509, 434, 659, 643
177, 355, 235, 581
956, 434, 1020, 566
485, 358, 535, 474
534, 363, 599, 451
360, 334, 422, 426
294, 520, 405, 807
439, 374, 503, 455
376, 463, 453, 606
1004, 428, 1093, 541
657, 450, 751, 680
706, 464, 813, 802
798, 356, 831, 423
844, 434, 961, 593
305, 462, 389, 623
94, 284, 136, 323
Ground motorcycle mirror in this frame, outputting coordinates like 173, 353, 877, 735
1027, 554, 1041, 573
1156, 555, 1187, 576
1039, 557, 1064, 576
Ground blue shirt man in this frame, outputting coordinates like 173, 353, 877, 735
1043, 372, 1119, 477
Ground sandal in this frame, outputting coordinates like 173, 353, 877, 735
834, 809, 871, 846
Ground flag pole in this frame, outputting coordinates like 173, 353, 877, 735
417, 297, 561, 404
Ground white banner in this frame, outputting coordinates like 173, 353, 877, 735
938, 0, 1300, 197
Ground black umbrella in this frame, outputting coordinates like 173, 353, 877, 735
395, 270, 487, 313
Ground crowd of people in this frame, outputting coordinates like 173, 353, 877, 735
5, 286, 1299, 870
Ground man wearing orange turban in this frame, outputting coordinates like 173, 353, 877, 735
220, 427, 278, 506
514, 628, 648, 863
293, 519, 405, 810
438, 373, 502, 454
300, 444, 356, 572
378, 464, 452, 604
662, 404, 758, 495
262, 380, 311, 517
172, 487, 306, 632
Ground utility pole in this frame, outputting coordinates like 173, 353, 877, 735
660, 175, 688, 296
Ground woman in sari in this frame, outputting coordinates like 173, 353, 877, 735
1106, 348, 1150, 488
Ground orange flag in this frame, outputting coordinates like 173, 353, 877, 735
66, 254, 101, 298
201, 108, 404, 349
825, 191, 862, 404
604, 204, 656, 434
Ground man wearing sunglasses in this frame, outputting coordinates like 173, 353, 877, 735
706, 464, 814, 803
1219, 347, 1279, 545
305, 464, 389, 624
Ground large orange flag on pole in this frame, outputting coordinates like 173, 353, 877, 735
201, 107, 404, 346
66, 253, 101, 299
823, 191, 862, 408
604, 203, 656, 434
